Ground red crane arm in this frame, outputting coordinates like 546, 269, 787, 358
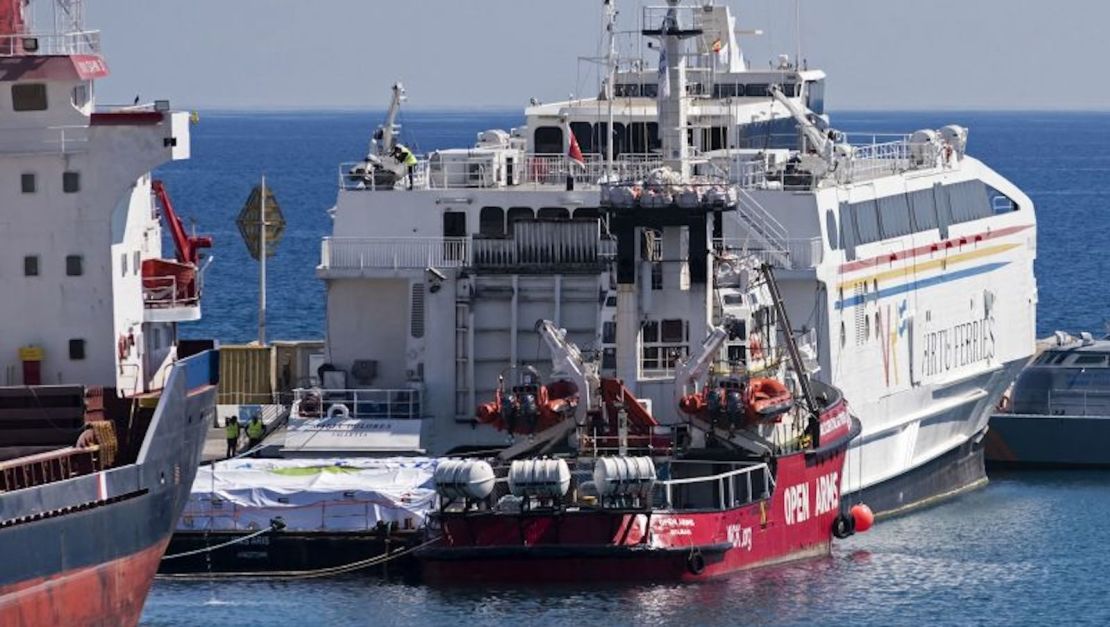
151, 180, 212, 265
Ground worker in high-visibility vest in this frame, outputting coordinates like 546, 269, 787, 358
391, 144, 418, 190
246, 414, 265, 450
225, 416, 240, 458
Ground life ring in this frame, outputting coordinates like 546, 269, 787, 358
832, 512, 856, 539
327, 403, 351, 419
117, 335, 129, 361
686, 550, 706, 575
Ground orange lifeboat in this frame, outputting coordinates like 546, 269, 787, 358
745, 377, 793, 423
476, 379, 579, 435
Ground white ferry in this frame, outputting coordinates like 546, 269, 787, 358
303, 1, 1037, 516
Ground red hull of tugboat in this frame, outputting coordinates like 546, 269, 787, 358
0, 539, 168, 627
422, 416, 854, 584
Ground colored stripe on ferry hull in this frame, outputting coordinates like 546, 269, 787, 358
835, 262, 1009, 309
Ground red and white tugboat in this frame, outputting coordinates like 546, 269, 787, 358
419, 264, 867, 583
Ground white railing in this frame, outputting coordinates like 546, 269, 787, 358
520, 154, 664, 188
715, 236, 824, 270
0, 125, 90, 155
733, 189, 791, 266
142, 275, 200, 308
659, 461, 773, 511
836, 139, 913, 184
293, 388, 423, 420
0, 30, 101, 57
320, 237, 470, 271
340, 153, 664, 191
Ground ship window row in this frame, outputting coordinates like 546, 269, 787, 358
711, 82, 797, 99
837, 181, 1019, 250
21, 254, 83, 277
613, 83, 660, 98
536, 123, 661, 156
475, 206, 604, 237
18, 171, 80, 194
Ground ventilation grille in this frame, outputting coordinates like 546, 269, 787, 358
411, 283, 426, 338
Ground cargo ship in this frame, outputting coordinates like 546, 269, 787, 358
0, 1, 218, 624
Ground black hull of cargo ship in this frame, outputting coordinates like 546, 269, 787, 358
0, 351, 218, 627
161, 530, 420, 575
846, 436, 988, 518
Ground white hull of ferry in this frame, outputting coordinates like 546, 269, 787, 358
310, 2, 1036, 517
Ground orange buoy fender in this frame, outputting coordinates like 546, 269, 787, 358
851, 503, 874, 533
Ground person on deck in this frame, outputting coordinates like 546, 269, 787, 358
246, 413, 265, 451
392, 144, 418, 190
225, 416, 240, 458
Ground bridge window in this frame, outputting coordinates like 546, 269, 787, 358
988, 185, 1018, 213
824, 209, 839, 250
570, 122, 593, 154
945, 181, 993, 223
642, 83, 659, 98
507, 207, 534, 233
538, 207, 569, 220
479, 207, 505, 236
614, 83, 640, 97
878, 194, 913, 239
745, 84, 769, 98
12, 83, 47, 111
909, 189, 939, 231
851, 200, 881, 244
713, 83, 737, 98
534, 126, 564, 154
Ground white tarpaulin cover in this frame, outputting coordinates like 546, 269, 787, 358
178, 457, 439, 532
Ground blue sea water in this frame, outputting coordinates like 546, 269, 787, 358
143, 111, 1110, 625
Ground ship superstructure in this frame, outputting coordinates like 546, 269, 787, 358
311, 1, 1036, 515
0, 2, 217, 624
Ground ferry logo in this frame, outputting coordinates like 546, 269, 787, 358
880, 300, 909, 387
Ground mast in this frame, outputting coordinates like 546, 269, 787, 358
604, 0, 617, 179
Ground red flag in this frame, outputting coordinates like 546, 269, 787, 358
566, 124, 585, 166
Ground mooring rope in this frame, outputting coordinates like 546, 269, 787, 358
155, 537, 440, 581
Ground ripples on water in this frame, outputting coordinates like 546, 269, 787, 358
145, 111, 1110, 625
144, 472, 1110, 626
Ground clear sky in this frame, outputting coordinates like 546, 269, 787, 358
85, 0, 1109, 111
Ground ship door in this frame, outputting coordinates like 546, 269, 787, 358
443, 211, 467, 262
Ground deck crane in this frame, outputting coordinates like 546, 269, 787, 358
768, 83, 851, 174
349, 82, 409, 187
